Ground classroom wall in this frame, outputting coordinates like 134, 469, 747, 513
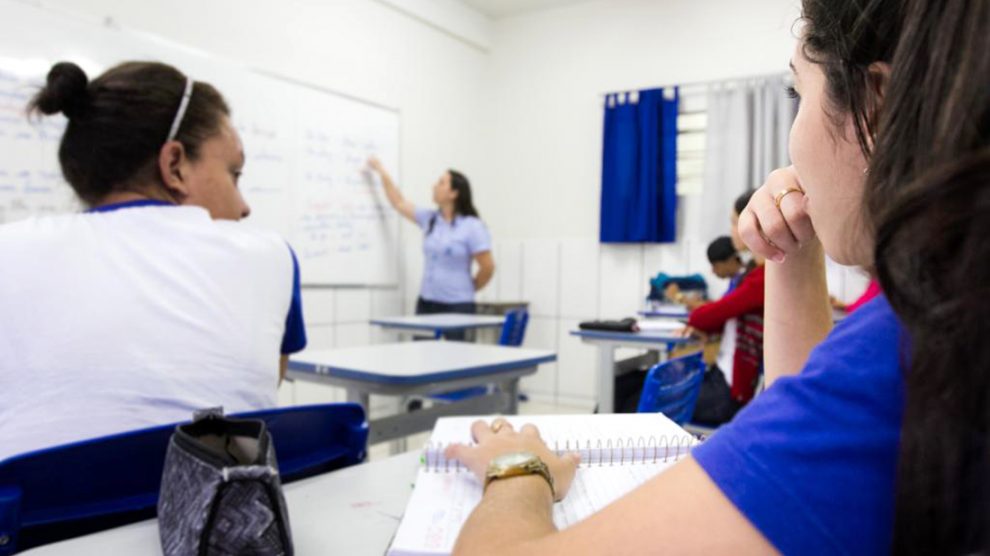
469, 0, 810, 404
31, 0, 869, 408
32, 3, 486, 322
29, 0, 495, 406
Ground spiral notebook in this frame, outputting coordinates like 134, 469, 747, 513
388, 413, 697, 556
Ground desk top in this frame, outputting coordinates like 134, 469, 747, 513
570, 329, 696, 345
289, 341, 556, 384
638, 305, 690, 319
370, 313, 506, 331
24, 451, 422, 555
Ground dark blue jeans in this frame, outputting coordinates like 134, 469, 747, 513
415, 297, 476, 341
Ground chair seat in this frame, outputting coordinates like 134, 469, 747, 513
429, 386, 489, 402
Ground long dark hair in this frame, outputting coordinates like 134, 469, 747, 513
448, 169, 479, 219
427, 169, 480, 235
803, 0, 990, 552
28, 61, 230, 206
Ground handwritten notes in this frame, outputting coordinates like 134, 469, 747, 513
0, 0, 400, 284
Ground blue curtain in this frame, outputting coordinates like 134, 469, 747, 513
600, 87, 679, 243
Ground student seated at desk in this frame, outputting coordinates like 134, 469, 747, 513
665, 235, 745, 310
444, 0, 990, 552
612, 235, 750, 416
0, 61, 306, 461
685, 192, 765, 424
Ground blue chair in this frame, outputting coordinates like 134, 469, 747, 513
498, 308, 530, 347
0, 403, 368, 554
428, 309, 530, 402
636, 353, 706, 425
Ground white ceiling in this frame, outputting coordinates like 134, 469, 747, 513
459, 0, 592, 19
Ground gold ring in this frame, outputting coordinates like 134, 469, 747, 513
491, 420, 506, 433
774, 187, 802, 209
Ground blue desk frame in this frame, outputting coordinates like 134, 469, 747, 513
288, 343, 555, 445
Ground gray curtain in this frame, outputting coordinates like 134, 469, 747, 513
699, 75, 797, 242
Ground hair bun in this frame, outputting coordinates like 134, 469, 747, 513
32, 62, 89, 119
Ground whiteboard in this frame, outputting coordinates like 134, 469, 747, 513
0, 0, 400, 285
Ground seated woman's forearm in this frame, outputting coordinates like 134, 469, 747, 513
764, 241, 832, 386
452, 476, 556, 556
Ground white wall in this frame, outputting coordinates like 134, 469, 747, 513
29, 0, 866, 407
472, 0, 804, 403
29, 0, 494, 405
477, 0, 802, 240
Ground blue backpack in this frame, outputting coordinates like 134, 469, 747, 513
647, 272, 708, 301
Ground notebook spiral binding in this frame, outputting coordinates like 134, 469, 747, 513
422, 434, 698, 473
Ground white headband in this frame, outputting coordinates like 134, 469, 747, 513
166, 78, 194, 142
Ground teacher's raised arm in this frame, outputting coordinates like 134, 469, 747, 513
368, 158, 495, 340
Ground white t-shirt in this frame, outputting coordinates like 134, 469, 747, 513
716, 318, 738, 387
0, 203, 295, 460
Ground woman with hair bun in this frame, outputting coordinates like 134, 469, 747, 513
0, 61, 306, 460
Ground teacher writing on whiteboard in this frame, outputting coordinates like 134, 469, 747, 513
367, 157, 494, 340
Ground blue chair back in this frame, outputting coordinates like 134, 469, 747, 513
498, 309, 530, 347
431, 309, 530, 402
0, 403, 367, 554
636, 353, 706, 425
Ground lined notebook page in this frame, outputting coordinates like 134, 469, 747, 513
425, 413, 695, 469
388, 414, 695, 556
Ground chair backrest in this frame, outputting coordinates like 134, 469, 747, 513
636, 353, 706, 425
498, 308, 530, 347
0, 403, 367, 554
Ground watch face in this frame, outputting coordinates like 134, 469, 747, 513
492, 451, 537, 469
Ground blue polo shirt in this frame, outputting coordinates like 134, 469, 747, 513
414, 207, 492, 304
693, 295, 905, 555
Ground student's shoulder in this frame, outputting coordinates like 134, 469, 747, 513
829, 294, 899, 342
210, 220, 293, 262
0, 213, 86, 248
212, 219, 287, 244
806, 294, 903, 380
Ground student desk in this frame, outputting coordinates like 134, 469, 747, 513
637, 304, 690, 319
24, 451, 423, 555
371, 313, 506, 339
288, 342, 555, 445
570, 330, 699, 414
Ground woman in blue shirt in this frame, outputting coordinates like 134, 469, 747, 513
442, 0, 990, 554
367, 158, 495, 339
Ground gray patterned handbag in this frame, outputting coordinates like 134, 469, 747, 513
157, 411, 293, 555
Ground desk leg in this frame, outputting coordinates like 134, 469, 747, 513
391, 398, 408, 455
598, 345, 616, 414
501, 377, 522, 414
346, 388, 370, 411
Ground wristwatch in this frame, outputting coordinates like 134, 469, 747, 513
484, 451, 555, 500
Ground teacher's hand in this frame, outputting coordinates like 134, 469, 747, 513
737, 166, 816, 263
366, 156, 385, 174
445, 418, 580, 502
